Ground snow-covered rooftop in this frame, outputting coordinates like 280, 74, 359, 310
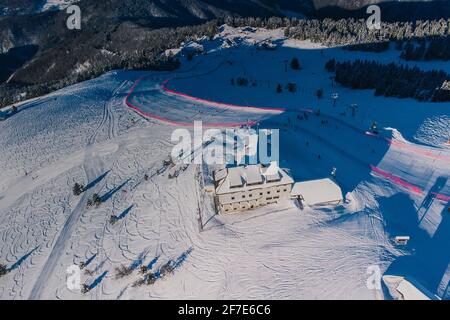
246, 165, 263, 185
291, 178, 343, 206
229, 167, 245, 188
213, 168, 227, 182
396, 279, 431, 300
215, 163, 294, 195
263, 162, 282, 182
383, 276, 439, 300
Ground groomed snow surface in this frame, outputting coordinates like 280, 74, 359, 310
0, 25, 449, 300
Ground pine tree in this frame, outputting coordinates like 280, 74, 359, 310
316, 88, 323, 100
287, 82, 297, 93
325, 59, 336, 72
276, 84, 282, 93
73, 183, 84, 196
92, 194, 102, 207
0, 264, 8, 277
290, 57, 301, 70
401, 42, 414, 61
110, 215, 118, 225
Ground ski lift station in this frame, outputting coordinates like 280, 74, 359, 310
213, 163, 344, 214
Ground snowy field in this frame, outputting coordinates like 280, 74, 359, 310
0, 25, 448, 300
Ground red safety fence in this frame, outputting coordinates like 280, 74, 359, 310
125, 76, 257, 127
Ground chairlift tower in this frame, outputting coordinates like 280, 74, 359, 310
331, 93, 339, 107
350, 103, 358, 116
329, 76, 335, 88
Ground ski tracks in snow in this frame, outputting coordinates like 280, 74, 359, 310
28, 82, 126, 299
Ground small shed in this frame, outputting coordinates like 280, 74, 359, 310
394, 236, 410, 245
291, 178, 343, 206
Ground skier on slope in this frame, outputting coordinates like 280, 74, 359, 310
331, 167, 337, 178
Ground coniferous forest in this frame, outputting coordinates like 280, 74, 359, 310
326, 59, 450, 102
3, 15, 450, 107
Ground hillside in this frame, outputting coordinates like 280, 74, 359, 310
0, 25, 448, 300
2, 0, 450, 111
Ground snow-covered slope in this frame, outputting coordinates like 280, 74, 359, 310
0, 25, 448, 300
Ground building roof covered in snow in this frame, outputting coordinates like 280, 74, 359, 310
382, 275, 439, 300
213, 168, 227, 182
214, 163, 293, 195
246, 165, 263, 185
257, 40, 277, 50
396, 280, 431, 300
229, 167, 245, 188
181, 41, 204, 53
263, 162, 282, 182
291, 178, 343, 206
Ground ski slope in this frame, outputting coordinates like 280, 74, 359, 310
0, 25, 448, 300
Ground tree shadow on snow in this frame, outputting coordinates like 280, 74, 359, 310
83, 170, 110, 192
128, 250, 149, 272
8, 246, 39, 271
418, 176, 448, 224
83, 253, 97, 268
100, 179, 130, 203
116, 205, 134, 221
86, 271, 108, 291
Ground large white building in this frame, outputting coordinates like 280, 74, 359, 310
213, 162, 294, 214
